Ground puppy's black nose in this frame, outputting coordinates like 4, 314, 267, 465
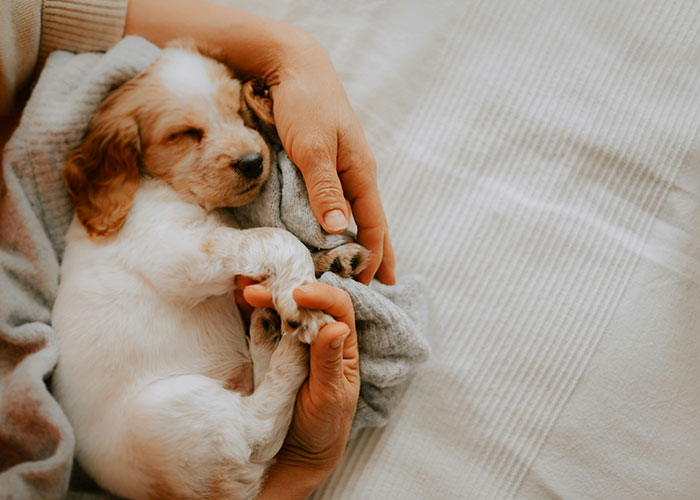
232, 152, 263, 179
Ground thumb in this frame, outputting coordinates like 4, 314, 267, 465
297, 161, 349, 234
309, 322, 350, 385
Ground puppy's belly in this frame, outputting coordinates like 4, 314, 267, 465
52, 280, 248, 457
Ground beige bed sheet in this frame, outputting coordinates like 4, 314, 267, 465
217, 0, 700, 498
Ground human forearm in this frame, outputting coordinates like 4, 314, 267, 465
124, 0, 317, 80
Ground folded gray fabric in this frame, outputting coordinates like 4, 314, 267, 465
0, 36, 429, 499
232, 144, 352, 249
230, 142, 431, 437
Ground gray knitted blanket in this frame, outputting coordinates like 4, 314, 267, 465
0, 37, 429, 499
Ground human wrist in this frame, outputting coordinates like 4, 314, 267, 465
257, 461, 333, 500
200, 4, 308, 81
125, 0, 318, 82
264, 29, 329, 85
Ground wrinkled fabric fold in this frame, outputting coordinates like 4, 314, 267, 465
0, 36, 429, 498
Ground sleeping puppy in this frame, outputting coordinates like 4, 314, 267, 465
51, 40, 367, 500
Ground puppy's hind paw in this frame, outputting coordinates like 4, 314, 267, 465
250, 308, 281, 347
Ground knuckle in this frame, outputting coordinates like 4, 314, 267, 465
322, 357, 341, 374
337, 289, 353, 308
308, 171, 343, 202
338, 126, 378, 177
349, 147, 377, 174
346, 359, 361, 378
361, 152, 378, 177
294, 132, 334, 168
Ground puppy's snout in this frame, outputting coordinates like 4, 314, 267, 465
232, 152, 263, 179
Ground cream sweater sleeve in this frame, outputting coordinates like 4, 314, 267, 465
0, 0, 127, 115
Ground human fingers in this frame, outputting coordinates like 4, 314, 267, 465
234, 289, 253, 322
292, 135, 350, 235
234, 276, 261, 321
236, 276, 258, 288
375, 230, 396, 285
294, 282, 358, 365
306, 321, 360, 417
241, 283, 274, 309
269, 46, 352, 236
293, 282, 354, 328
336, 128, 396, 285
308, 322, 350, 381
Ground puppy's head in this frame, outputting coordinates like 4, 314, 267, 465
63, 40, 276, 237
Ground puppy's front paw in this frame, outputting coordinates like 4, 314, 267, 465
312, 243, 370, 278
273, 291, 332, 344
282, 307, 333, 344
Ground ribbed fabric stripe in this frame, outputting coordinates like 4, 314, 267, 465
39, 0, 127, 60
315, 0, 700, 498
503, 18, 700, 499
465, 3, 699, 496
313, 428, 384, 499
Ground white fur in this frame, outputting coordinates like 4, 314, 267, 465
159, 49, 216, 97
52, 47, 331, 499
53, 179, 327, 499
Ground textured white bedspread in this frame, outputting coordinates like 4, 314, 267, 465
217, 0, 700, 498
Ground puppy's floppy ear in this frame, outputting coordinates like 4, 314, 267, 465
63, 87, 140, 238
241, 80, 275, 130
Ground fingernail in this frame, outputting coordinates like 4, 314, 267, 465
330, 325, 350, 348
323, 209, 348, 232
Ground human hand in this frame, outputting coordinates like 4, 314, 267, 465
238, 280, 360, 499
126, 1, 396, 285
266, 38, 396, 286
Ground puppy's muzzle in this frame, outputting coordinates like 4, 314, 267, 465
232, 152, 264, 179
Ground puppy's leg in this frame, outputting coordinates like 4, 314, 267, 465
112, 317, 307, 499
136, 225, 331, 342
224, 362, 254, 396
202, 227, 332, 343
244, 332, 309, 463
249, 307, 281, 389
111, 376, 267, 500
312, 242, 370, 278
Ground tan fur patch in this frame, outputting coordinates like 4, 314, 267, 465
63, 43, 275, 236
223, 362, 254, 396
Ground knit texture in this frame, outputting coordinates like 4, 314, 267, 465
39, 0, 128, 62
0, 36, 429, 499
230, 143, 431, 436
0, 0, 127, 115
0, 0, 41, 113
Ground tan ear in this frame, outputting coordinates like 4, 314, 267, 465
63, 90, 140, 238
241, 80, 275, 130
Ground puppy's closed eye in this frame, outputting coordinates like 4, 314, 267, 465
168, 127, 204, 143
